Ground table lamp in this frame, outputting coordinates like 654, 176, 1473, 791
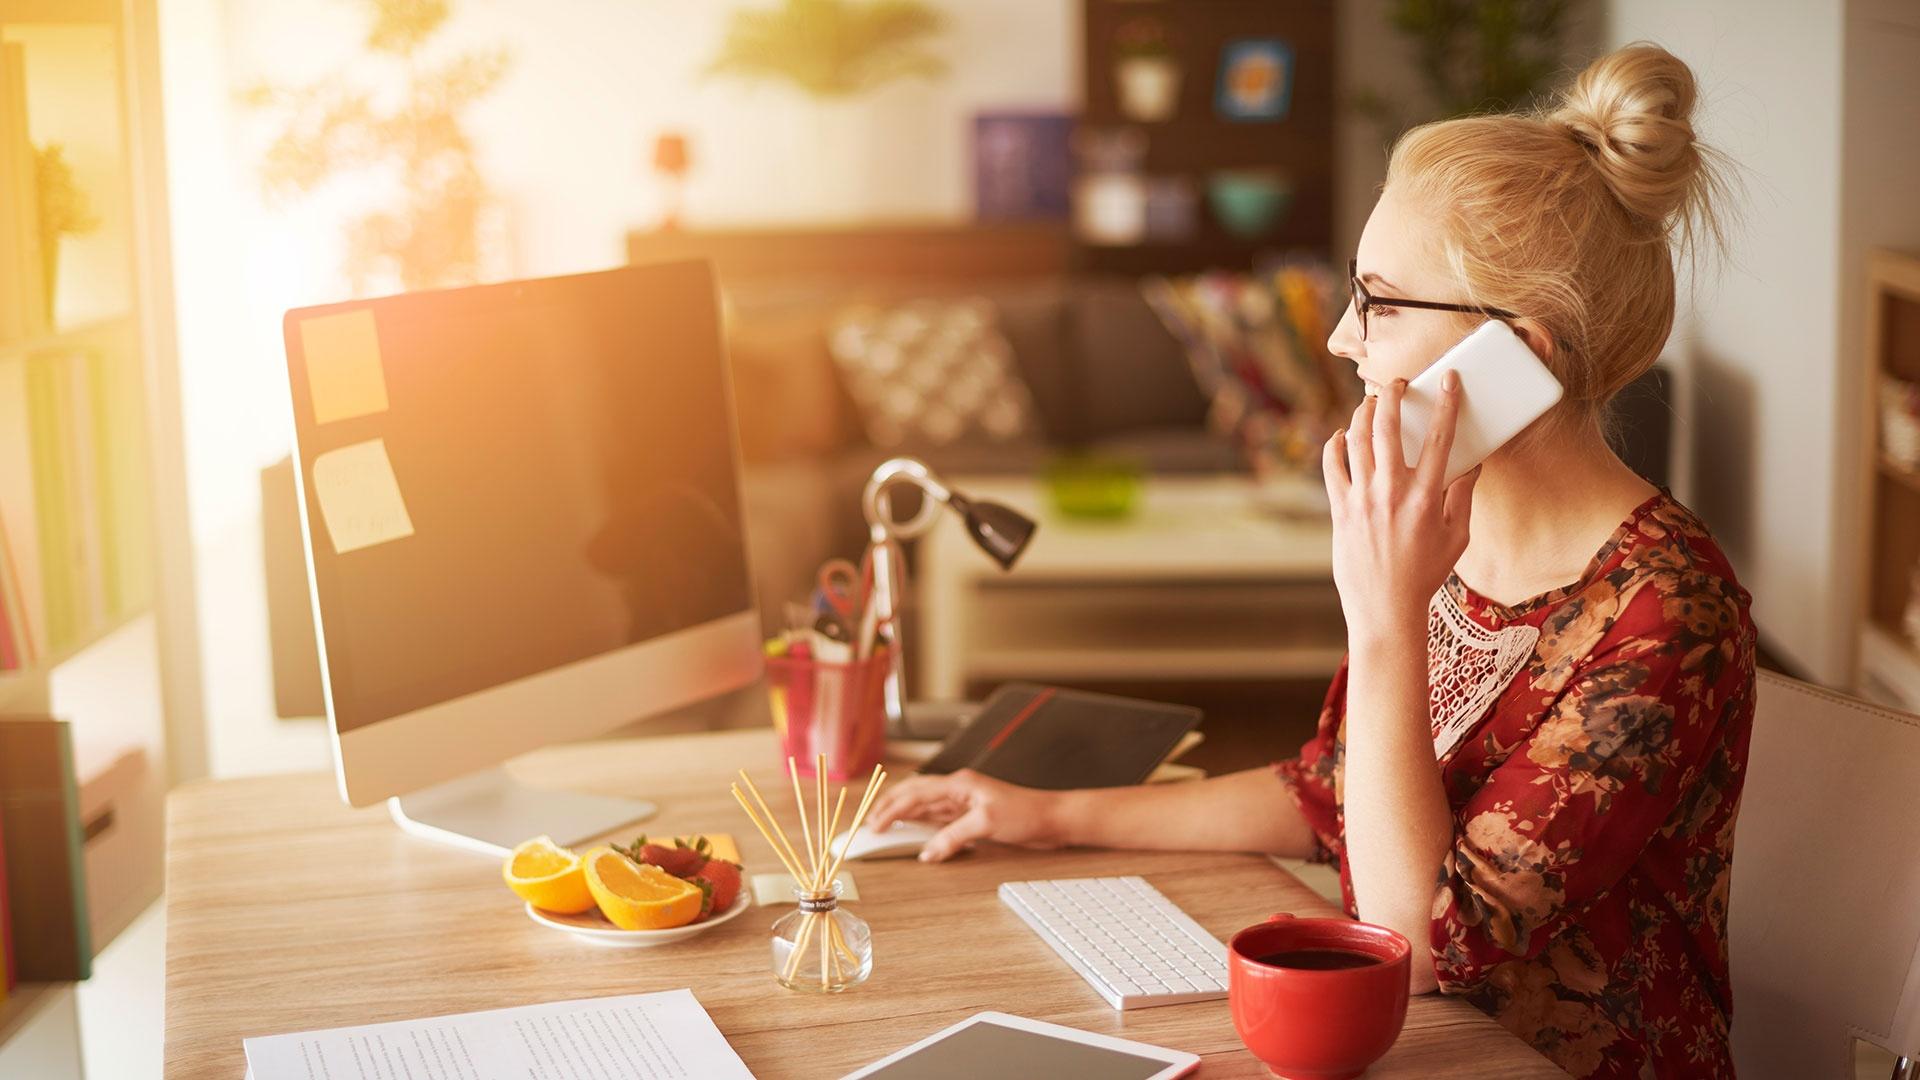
859, 458, 1037, 736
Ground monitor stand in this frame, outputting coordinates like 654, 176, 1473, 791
387, 767, 657, 858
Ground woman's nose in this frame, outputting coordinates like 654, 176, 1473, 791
1328, 300, 1363, 361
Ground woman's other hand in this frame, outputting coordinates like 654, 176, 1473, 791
865, 769, 1066, 862
1322, 372, 1479, 642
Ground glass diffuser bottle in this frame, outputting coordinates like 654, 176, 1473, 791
771, 880, 871, 992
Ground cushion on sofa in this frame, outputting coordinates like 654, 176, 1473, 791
828, 297, 1043, 451
1067, 281, 1211, 440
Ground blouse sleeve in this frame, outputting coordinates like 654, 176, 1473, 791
1272, 658, 1350, 866
1429, 568, 1752, 993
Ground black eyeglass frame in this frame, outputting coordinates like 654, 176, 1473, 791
1347, 258, 1517, 341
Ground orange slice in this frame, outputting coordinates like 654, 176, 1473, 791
582, 846, 705, 930
503, 836, 595, 914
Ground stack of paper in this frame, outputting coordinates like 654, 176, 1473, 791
242, 988, 753, 1080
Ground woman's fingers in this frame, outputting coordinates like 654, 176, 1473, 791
1347, 394, 1377, 481
1373, 379, 1407, 476
919, 803, 992, 863
1321, 427, 1351, 502
1414, 370, 1463, 491
867, 775, 965, 832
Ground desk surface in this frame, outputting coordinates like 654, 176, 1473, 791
164, 729, 1558, 1079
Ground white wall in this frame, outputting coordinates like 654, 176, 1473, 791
1607, 0, 1848, 682
159, 0, 1078, 775
1608, 0, 1920, 686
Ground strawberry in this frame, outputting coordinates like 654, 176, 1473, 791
690, 876, 716, 921
689, 858, 741, 916
612, 835, 711, 878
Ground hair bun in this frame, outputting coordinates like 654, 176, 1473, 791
1551, 43, 1711, 231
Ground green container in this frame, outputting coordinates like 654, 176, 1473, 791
1044, 454, 1143, 519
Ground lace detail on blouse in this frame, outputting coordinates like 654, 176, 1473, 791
1427, 584, 1538, 760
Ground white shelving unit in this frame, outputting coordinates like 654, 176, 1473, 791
0, 0, 199, 1071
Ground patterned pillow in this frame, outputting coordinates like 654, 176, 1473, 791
827, 298, 1040, 449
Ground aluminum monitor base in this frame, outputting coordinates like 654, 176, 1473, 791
387, 767, 657, 858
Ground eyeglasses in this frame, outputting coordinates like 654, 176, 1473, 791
1347, 258, 1516, 341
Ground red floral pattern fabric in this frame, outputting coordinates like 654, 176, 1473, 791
1274, 492, 1755, 1078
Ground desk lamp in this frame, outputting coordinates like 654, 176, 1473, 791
859, 458, 1037, 736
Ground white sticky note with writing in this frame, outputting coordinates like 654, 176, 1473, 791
300, 309, 389, 424
311, 438, 414, 554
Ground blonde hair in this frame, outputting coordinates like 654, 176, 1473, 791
1384, 42, 1729, 429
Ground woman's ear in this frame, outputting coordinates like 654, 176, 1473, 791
1510, 319, 1555, 363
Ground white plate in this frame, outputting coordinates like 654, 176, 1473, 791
526, 892, 752, 948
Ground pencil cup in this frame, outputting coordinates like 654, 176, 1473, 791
770, 881, 872, 993
765, 648, 889, 780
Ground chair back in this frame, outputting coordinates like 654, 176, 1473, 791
1730, 670, 1920, 1077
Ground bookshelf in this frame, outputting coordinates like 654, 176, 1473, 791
1074, 0, 1335, 275
1858, 249, 1920, 710
1, 0, 195, 1073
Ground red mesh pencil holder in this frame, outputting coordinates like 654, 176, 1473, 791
766, 647, 890, 780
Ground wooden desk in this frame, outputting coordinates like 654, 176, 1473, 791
164, 729, 1558, 1078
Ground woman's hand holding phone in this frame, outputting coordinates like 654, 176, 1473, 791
1322, 372, 1478, 643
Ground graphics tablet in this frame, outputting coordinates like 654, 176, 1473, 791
842, 1011, 1199, 1080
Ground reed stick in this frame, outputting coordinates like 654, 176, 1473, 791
786, 757, 819, 886
729, 785, 808, 884
820, 785, 848, 887
783, 911, 818, 983
815, 753, 828, 886
739, 769, 810, 882
820, 764, 888, 889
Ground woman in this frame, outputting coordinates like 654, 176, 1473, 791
868, 42, 1754, 1079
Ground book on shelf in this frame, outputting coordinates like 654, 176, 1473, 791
0, 716, 91, 982
0, 356, 44, 668
19, 347, 133, 657
0, 41, 47, 345
0, 506, 33, 673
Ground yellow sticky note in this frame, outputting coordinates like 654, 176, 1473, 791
311, 439, 414, 554
300, 309, 389, 424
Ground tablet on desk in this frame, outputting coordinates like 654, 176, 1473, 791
844, 1011, 1199, 1079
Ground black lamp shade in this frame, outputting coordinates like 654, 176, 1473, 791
949, 493, 1036, 570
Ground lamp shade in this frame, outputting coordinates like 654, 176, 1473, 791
949, 492, 1035, 570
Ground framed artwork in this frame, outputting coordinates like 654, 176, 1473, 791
972, 111, 1074, 222
1216, 39, 1293, 122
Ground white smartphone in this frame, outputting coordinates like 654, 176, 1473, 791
1393, 320, 1563, 484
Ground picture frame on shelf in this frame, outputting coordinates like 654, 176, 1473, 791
1215, 38, 1293, 122
972, 111, 1073, 223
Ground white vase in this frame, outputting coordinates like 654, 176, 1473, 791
1115, 56, 1182, 122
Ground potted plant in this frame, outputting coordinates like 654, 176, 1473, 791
704, 0, 947, 221
1111, 17, 1181, 123
34, 144, 99, 325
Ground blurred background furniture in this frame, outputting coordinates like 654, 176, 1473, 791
1729, 670, 1920, 1079
1858, 250, 1920, 712
917, 473, 1342, 702
0, 0, 198, 1074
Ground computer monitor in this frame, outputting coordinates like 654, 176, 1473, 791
282, 260, 762, 855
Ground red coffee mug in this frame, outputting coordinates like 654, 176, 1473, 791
1228, 912, 1412, 1080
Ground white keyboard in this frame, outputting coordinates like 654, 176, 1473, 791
998, 876, 1229, 1010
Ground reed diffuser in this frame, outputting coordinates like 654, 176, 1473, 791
731, 754, 886, 992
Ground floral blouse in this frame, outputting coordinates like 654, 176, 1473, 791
1274, 492, 1755, 1079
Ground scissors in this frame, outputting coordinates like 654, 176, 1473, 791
813, 554, 873, 627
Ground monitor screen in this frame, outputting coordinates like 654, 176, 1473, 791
286, 264, 752, 734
